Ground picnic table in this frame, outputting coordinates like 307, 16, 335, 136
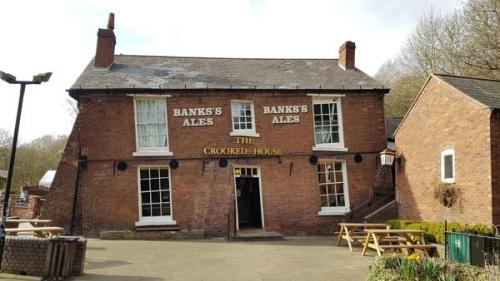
5, 227, 64, 238
6, 219, 51, 228
361, 229, 436, 257
337, 223, 390, 251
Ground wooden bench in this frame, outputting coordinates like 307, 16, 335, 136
337, 223, 390, 251
5, 227, 64, 238
378, 244, 437, 256
6, 219, 51, 228
362, 229, 429, 256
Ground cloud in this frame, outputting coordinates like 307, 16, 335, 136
0, 0, 459, 141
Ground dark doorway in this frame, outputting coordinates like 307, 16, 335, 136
236, 177, 262, 229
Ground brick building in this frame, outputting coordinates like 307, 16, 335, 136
395, 74, 500, 225
43, 14, 389, 237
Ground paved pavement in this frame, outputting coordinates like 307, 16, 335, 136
77, 237, 372, 281
0, 236, 374, 281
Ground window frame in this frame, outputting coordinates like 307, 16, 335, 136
229, 100, 260, 137
135, 165, 176, 226
441, 149, 456, 183
311, 97, 346, 151
316, 159, 351, 216
132, 97, 173, 157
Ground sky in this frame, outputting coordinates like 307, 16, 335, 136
0, 0, 461, 143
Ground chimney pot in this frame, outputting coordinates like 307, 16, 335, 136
107, 13, 115, 30
95, 13, 116, 68
338, 41, 356, 70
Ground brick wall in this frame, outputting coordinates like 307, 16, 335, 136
1, 237, 48, 276
0, 236, 87, 277
41, 116, 82, 234
365, 201, 398, 223
373, 165, 394, 192
46, 90, 387, 236
0, 196, 42, 219
396, 77, 494, 225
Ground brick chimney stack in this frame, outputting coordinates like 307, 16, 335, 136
338, 41, 356, 70
95, 13, 116, 68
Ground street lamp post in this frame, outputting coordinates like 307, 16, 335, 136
0, 71, 51, 266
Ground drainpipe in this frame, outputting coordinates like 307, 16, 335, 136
70, 147, 85, 235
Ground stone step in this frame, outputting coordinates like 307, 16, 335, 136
232, 230, 285, 241
135, 226, 181, 232
100, 229, 204, 240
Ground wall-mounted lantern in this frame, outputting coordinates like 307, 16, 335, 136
380, 148, 396, 166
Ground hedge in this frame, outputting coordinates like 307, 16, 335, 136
386, 219, 495, 244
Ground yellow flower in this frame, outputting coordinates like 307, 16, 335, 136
407, 253, 421, 262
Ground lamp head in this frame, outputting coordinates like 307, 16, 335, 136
380, 148, 396, 166
0, 71, 17, 84
33, 72, 52, 83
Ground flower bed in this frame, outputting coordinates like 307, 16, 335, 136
367, 255, 488, 281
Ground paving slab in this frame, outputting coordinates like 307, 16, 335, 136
0, 236, 374, 281
71, 236, 373, 281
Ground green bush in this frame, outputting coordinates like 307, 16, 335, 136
366, 256, 401, 281
367, 256, 489, 281
385, 220, 495, 244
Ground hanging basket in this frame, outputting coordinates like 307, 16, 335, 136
433, 183, 460, 208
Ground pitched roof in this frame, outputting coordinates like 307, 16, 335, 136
70, 55, 386, 92
394, 74, 500, 137
385, 118, 402, 139
38, 170, 56, 188
435, 74, 500, 109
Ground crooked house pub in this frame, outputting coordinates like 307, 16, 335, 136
43, 14, 390, 237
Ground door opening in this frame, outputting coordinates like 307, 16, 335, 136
234, 167, 263, 230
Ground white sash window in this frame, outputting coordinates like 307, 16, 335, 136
136, 166, 175, 226
312, 98, 346, 151
133, 98, 172, 156
230, 100, 260, 137
317, 160, 350, 215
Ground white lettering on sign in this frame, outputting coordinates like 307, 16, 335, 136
272, 115, 300, 124
263, 105, 307, 124
173, 107, 223, 117
182, 118, 214, 127
263, 105, 308, 114
173, 107, 222, 127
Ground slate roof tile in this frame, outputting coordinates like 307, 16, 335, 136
70, 55, 386, 91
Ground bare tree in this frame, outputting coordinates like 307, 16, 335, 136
0, 129, 12, 171
383, 74, 426, 118
377, 0, 500, 117
459, 0, 500, 79
11, 135, 68, 191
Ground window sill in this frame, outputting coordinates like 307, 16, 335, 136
312, 146, 348, 152
135, 219, 177, 227
441, 179, 455, 184
133, 150, 173, 157
229, 131, 260, 138
317, 209, 350, 216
